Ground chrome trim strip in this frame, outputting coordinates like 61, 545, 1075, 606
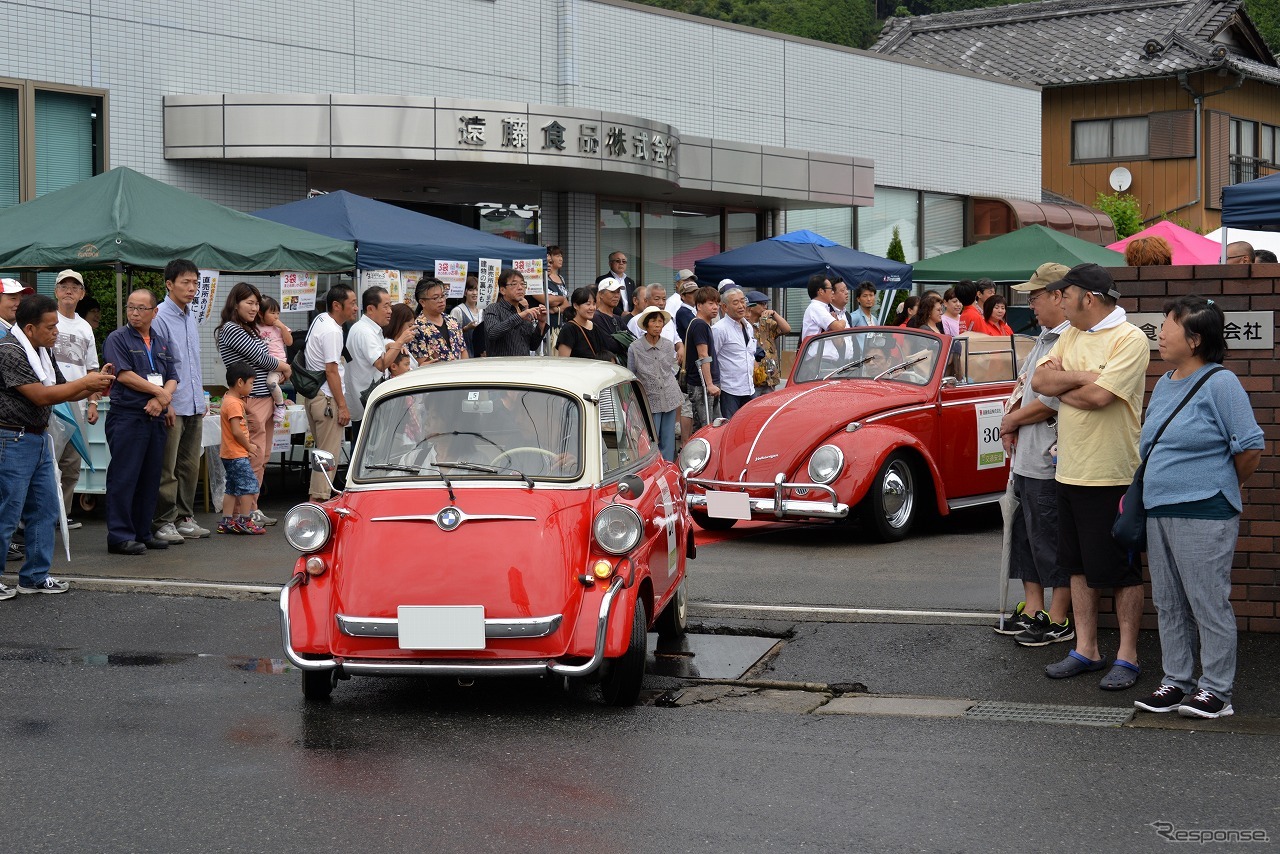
686, 493, 850, 520
946, 491, 1004, 510
336, 613, 564, 639
371, 511, 536, 526
279, 576, 626, 678
688, 476, 838, 507
864, 403, 936, 422
740, 381, 836, 483
940, 398, 1008, 409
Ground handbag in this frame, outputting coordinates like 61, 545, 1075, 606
1112, 366, 1223, 552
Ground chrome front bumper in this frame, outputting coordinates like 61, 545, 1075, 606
279, 575, 625, 678
686, 474, 849, 520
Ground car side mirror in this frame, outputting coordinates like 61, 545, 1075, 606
310, 450, 337, 473
941, 376, 959, 389
616, 474, 644, 501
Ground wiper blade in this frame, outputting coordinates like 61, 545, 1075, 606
365, 464, 420, 473
823, 355, 872, 380
435, 460, 534, 490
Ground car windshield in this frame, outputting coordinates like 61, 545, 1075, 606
354, 386, 583, 482
792, 329, 943, 385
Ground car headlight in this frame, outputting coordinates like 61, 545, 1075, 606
807, 445, 844, 485
679, 438, 711, 475
284, 503, 332, 553
593, 504, 644, 555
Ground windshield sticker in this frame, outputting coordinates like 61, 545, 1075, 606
976, 402, 1006, 470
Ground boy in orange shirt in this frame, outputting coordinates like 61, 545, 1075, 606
219, 364, 265, 535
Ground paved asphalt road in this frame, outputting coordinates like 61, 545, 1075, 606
2, 593, 1277, 853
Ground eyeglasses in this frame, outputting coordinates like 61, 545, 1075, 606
610, 258, 627, 264
125, 305, 155, 313
56, 282, 85, 291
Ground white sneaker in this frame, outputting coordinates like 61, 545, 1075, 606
17, 577, 69, 594
65, 517, 83, 530
0, 583, 15, 600
153, 523, 186, 544
176, 517, 211, 538
250, 509, 277, 527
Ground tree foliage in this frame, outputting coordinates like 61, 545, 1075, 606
886, 226, 906, 262
1244, 0, 1280, 57
1094, 192, 1143, 239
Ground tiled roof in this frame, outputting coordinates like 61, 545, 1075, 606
871, 0, 1280, 88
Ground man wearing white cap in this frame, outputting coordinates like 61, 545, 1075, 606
0, 277, 34, 337
50, 270, 101, 530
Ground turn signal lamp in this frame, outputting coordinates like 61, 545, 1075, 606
592, 560, 614, 580
305, 556, 328, 576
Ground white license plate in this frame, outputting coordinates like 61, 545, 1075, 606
705, 490, 752, 520
398, 605, 485, 650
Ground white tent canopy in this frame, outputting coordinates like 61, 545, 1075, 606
1204, 227, 1280, 260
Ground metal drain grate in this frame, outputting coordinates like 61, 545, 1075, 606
963, 700, 1133, 727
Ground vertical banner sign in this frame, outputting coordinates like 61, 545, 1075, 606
194, 270, 219, 323
476, 258, 500, 314
358, 270, 399, 306
513, 258, 544, 296
399, 270, 423, 305
435, 261, 469, 298
975, 402, 1006, 470
280, 272, 319, 312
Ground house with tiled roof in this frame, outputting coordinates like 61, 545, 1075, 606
872, 0, 1280, 234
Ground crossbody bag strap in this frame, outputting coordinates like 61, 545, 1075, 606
1141, 365, 1224, 463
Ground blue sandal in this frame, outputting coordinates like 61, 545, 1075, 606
1099, 659, 1141, 691
1045, 650, 1110, 679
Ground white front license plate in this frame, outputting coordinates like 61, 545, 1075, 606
398, 605, 485, 650
705, 490, 752, 520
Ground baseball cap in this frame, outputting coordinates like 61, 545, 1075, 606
1011, 262, 1070, 293
597, 279, 625, 293
0, 278, 33, 295
676, 268, 697, 283
745, 290, 770, 306
718, 278, 737, 291
55, 269, 85, 288
1045, 262, 1121, 299
678, 281, 699, 294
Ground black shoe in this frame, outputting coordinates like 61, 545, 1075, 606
108, 540, 147, 556
993, 601, 1034, 636
1178, 689, 1234, 719
6, 542, 23, 562
1134, 684, 1185, 713
141, 538, 169, 550
1015, 612, 1075, 647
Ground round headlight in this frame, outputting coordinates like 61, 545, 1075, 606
284, 503, 332, 553
679, 437, 711, 475
808, 445, 845, 485
593, 504, 644, 555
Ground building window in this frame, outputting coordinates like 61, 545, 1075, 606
0, 78, 107, 209
1072, 117, 1148, 161
1261, 124, 1277, 165
858, 186, 919, 263
1231, 118, 1260, 184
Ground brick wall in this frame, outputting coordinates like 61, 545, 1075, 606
1096, 263, 1280, 633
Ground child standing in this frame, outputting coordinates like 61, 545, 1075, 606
256, 296, 293, 426
220, 363, 265, 535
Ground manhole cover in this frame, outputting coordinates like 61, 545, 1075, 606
964, 700, 1133, 727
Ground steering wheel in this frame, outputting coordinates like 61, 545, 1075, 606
491, 447, 559, 468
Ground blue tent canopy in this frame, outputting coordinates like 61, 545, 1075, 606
693, 230, 911, 290
254, 191, 545, 271
1221, 172, 1280, 231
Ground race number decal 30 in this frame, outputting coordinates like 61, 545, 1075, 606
976, 402, 1006, 470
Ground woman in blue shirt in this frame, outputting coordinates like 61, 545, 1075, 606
1134, 296, 1263, 720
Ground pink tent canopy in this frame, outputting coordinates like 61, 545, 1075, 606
1107, 220, 1222, 265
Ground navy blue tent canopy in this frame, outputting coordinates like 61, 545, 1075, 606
254, 190, 545, 271
1222, 172, 1280, 231
693, 230, 912, 290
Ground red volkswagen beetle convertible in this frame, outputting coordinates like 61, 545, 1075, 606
280, 359, 693, 704
681, 327, 1031, 541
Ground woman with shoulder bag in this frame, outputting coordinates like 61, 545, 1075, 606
1132, 296, 1263, 720
556, 287, 616, 362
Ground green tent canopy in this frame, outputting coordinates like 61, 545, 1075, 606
911, 225, 1125, 283
0, 167, 355, 273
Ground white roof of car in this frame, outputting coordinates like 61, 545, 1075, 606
367, 356, 636, 404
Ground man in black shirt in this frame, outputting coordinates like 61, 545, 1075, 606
0, 295, 114, 595
684, 286, 722, 431
482, 269, 547, 357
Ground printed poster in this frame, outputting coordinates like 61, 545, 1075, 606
476, 258, 500, 314
975, 402, 1007, 470
193, 269, 219, 323
512, 258, 543, 296
435, 261, 468, 299
399, 270, 423, 304
280, 271, 319, 313
357, 270, 399, 307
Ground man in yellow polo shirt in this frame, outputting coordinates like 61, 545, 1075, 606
1031, 264, 1149, 691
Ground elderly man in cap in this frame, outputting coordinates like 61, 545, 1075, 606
50, 270, 101, 531
0, 276, 34, 337
1032, 263, 1149, 691
994, 263, 1074, 647
746, 290, 789, 395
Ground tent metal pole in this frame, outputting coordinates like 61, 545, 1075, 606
114, 263, 123, 328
